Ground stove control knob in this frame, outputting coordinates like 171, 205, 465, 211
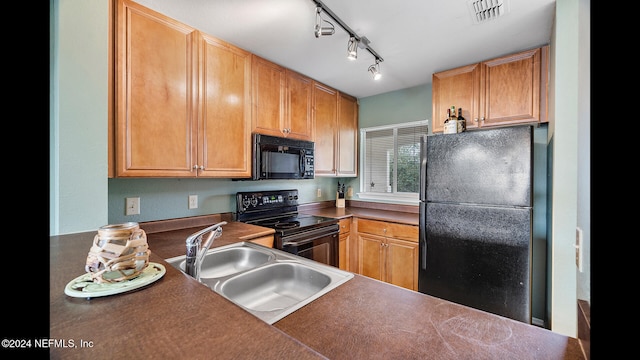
242, 197, 250, 208
250, 197, 258, 207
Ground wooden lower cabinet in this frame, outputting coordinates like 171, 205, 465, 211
338, 218, 351, 271
248, 235, 274, 248
356, 218, 418, 291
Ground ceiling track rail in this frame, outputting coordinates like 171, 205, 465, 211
311, 0, 384, 62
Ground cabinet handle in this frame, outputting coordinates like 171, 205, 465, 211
192, 165, 198, 171
199, 165, 204, 170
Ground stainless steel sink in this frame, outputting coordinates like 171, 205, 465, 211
170, 246, 274, 279
165, 242, 353, 324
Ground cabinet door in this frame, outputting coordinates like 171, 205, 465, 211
198, 33, 252, 177
339, 232, 350, 271
115, 0, 197, 176
480, 47, 545, 127
338, 218, 351, 271
431, 63, 481, 133
313, 82, 338, 176
357, 233, 384, 282
386, 238, 418, 291
337, 93, 358, 177
286, 70, 314, 141
252, 55, 286, 137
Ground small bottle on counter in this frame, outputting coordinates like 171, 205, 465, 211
450, 106, 457, 121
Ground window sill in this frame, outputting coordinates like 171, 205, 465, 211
355, 192, 420, 205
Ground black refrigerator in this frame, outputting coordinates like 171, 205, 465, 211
418, 125, 534, 324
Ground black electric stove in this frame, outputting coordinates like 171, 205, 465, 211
236, 189, 339, 266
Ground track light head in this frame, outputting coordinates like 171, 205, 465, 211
347, 37, 358, 60
314, 6, 335, 38
368, 59, 382, 80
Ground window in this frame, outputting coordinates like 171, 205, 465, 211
358, 120, 428, 203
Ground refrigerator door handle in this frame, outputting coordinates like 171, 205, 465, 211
419, 136, 427, 201
419, 136, 427, 271
419, 202, 427, 270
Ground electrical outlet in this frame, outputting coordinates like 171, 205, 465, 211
575, 227, 583, 272
188, 195, 198, 209
347, 186, 353, 197
126, 197, 140, 215
317, 188, 322, 198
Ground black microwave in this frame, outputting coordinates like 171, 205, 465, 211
252, 133, 315, 180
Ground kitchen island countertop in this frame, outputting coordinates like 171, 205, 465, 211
50, 219, 586, 359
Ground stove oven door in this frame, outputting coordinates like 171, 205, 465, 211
280, 224, 339, 267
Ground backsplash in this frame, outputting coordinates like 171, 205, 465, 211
108, 177, 342, 224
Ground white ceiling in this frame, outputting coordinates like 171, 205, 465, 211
131, 0, 556, 99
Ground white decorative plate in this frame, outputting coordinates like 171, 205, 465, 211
64, 262, 166, 298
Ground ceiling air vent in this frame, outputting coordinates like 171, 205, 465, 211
467, 0, 510, 24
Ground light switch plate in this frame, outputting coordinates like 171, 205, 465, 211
126, 197, 140, 215
188, 195, 198, 209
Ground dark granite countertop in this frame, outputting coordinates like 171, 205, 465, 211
50, 217, 586, 359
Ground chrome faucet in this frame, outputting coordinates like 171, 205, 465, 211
184, 221, 227, 281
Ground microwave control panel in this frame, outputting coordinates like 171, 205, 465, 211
303, 150, 314, 177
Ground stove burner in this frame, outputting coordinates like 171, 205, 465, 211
273, 221, 300, 229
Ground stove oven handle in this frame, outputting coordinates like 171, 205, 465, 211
282, 232, 337, 247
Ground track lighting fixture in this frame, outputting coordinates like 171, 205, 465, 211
312, 0, 385, 80
314, 6, 335, 37
347, 37, 358, 60
368, 59, 382, 80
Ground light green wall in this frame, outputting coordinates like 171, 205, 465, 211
50, 0, 109, 235
358, 84, 431, 129
547, 0, 586, 337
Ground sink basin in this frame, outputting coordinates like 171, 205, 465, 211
218, 262, 331, 312
165, 242, 353, 324
168, 246, 274, 279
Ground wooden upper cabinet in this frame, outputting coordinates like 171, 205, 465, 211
115, 0, 197, 177
251, 57, 313, 141
480, 46, 548, 127
197, 33, 252, 177
431, 46, 548, 133
114, 0, 251, 177
337, 93, 358, 177
313, 82, 338, 176
432, 64, 481, 133
251, 55, 287, 138
286, 70, 314, 141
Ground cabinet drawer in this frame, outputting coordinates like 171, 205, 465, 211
338, 218, 351, 233
357, 219, 418, 242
